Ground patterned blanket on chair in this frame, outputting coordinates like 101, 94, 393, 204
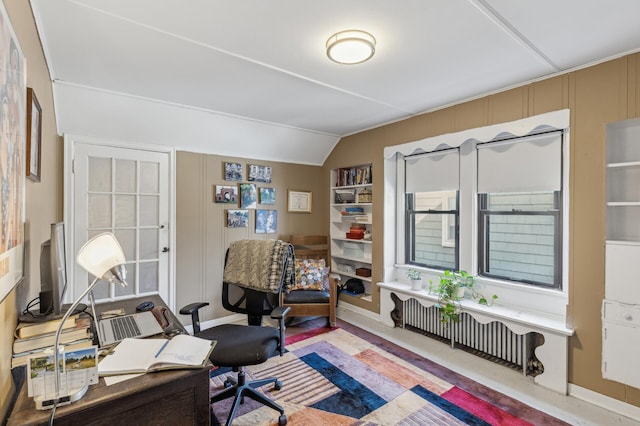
223, 239, 295, 293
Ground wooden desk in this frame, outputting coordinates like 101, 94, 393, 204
8, 295, 211, 426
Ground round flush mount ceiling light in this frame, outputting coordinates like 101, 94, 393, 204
326, 30, 376, 65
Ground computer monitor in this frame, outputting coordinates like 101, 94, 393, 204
39, 223, 68, 316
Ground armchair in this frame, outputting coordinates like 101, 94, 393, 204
280, 235, 337, 327
181, 239, 294, 426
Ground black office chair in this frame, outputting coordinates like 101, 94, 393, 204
181, 240, 294, 426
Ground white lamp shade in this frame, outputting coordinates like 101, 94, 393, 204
326, 30, 376, 64
77, 232, 126, 280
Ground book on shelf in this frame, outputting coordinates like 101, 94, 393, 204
11, 339, 94, 368
336, 165, 372, 187
14, 314, 90, 339
13, 326, 93, 354
98, 334, 216, 376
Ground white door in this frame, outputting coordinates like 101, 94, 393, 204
65, 138, 173, 307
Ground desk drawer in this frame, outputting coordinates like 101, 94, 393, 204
603, 300, 640, 327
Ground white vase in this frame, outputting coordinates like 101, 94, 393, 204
456, 286, 466, 299
411, 278, 422, 291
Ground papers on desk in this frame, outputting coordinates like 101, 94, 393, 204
98, 334, 215, 376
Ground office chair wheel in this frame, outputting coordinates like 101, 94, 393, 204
278, 414, 287, 425
274, 380, 282, 390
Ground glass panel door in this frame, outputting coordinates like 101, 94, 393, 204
70, 142, 170, 304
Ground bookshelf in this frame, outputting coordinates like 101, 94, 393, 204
330, 164, 373, 305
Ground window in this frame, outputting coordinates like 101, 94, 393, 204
478, 192, 561, 287
386, 109, 570, 316
404, 149, 459, 270
477, 132, 563, 288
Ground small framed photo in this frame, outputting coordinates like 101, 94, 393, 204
227, 209, 249, 228
259, 187, 276, 205
224, 162, 243, 181
214, 185, 237, 204
26, 88, 42, 182
240, 183, 257, 209
248, 164, 272, 183
287, 189, 312, 213
256, 210, 277, 234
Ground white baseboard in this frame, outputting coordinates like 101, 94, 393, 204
336, 301, 380, 322
569, 383, 640, 422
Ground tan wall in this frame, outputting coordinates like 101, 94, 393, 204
1, 0, 62, 420
324, 54, 640, 406
175, 152, 326, 324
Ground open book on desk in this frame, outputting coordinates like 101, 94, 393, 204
98, 334, 215, 376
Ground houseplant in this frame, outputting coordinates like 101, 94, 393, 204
429, 270, 497, 324
406, 268, 423, 290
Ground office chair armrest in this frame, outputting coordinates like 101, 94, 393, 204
179, 302, 210, 334
270, 306, 291, 320
270, 306, 290, 356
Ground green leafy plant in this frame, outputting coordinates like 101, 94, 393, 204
406, 268, 422, 280
429, 270, 497, 324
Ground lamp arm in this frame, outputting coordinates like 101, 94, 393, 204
53, 276, 100, 400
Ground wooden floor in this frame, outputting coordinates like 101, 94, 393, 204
284, 316, 328, 337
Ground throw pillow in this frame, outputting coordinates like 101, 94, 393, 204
293, 258, 326, 291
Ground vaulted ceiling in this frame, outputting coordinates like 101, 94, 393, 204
30, 0, 640, 165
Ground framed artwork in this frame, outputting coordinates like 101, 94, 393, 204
239, 183, 257, 209
224, 162, 243, 181
26, 88, 42, 182
287, 190, 312, 213
227, 209, 249, 228
259, 187, 275, 204
214, 185, 237, 204
248, 164, 272, 183
0, 1, 27, 303
256, 210, 277, 234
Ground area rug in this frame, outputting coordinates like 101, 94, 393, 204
210, 322, 568, 425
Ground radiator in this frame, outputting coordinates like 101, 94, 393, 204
402, 298, 543, 376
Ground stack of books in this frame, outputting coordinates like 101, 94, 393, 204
12, 314, 94, 368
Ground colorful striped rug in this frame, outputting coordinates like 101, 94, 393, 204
210, 322, 568, 425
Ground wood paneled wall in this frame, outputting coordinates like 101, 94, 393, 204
324, 54, 640, 406
175, 152, 327, 324
1, 0, 62, 420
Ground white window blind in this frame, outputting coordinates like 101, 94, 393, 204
477, 132, 562, 193
405, 149, 459, 193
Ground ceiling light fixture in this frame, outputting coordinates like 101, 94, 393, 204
326, 30, 376, 65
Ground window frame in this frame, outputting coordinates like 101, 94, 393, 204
477, 191, 563, 289
405, 191, 460, 270
384, 110, 570, 318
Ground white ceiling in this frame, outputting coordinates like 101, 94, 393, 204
30, 0, 640, 165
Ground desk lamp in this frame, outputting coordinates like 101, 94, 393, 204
41, 233, 127, 412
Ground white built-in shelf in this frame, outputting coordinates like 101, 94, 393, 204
332, 254, 372, 263
607, 161, 640, 168
332, 237, 372, 244
332, 203, 373, 208
332, 183, 372, 190
334, 271, 372, 282
607, 201, 640, 206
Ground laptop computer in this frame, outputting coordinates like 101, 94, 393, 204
97, 311, 164, 347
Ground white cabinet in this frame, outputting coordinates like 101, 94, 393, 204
330, 165, 373, 302
603, 118, 640, 388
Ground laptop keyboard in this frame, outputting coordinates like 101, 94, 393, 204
110, 315, 142, 342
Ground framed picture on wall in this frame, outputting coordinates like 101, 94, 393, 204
248, 164, 272, 183
256, 210, 277, 234
26, 88, 42, 182
240, 183, 257, 208
0, 1, 26, 303
259, 187, 275, 204
214, 185, 237, 204
287, 189, 312, 213
224, 162, 243, 181
227, 209, 249, 228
